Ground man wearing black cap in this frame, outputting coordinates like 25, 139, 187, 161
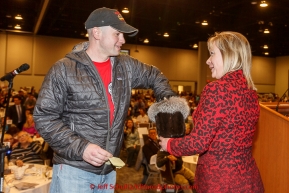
33, 7, 175, 193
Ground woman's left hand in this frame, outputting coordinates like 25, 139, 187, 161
159, 136, 170, 151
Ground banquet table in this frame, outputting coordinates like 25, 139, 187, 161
182, 155, 199, 173
4, 165, 52, 193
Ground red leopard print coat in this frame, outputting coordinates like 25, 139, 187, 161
167, 70, 264, 193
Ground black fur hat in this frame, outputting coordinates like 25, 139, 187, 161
148, 97, 190, 138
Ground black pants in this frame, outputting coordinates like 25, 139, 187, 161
126, 146, 140, 167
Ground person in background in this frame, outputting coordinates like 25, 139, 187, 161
17, 89, 27, 105
7, 95, 26, 130
10, 131, 43, 166
33, 7, 175, 193
22, 114, 37, 136
123, 119, 140, 167
141, 127, 160, 184
0, 96, 6, 108
132, 98, 146, 117
136, 108, 149, 124
25, 109, 32, 119
159, 31, 264, 192
6, 124, 20, 144
157, 150, 195, 193
125, 107, 133, 122
30, 86, 38, 99
23, 93, 36, 112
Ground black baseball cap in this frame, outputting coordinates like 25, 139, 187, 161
85, 7, 138, 37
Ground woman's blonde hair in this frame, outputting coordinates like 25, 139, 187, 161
207, 31, 256, 90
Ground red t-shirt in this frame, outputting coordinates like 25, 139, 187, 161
93, 59, 114, 126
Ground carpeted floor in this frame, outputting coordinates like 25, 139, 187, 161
115, 150, 160, 193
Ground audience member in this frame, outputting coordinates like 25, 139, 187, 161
6, 124, 20, 143
17, 89, 27, 105
133, 98, 146, 117
146, 96, 155, 110
3, 133, 15, 147
10, 131, 43, 166
124, 119, 140, 167
30, 86, 39, 99
7, 95, 26, 129
25, 109, 32, 119
22, 114, 37, 136
157, 150, 195, 193
141, 127, 160, 184
126, 107, 133, 121
0, 96, 6, 108
136, 108, 149, 124
24, 93, 36, 112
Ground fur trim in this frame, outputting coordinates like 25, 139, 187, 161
148, 96, 190, 122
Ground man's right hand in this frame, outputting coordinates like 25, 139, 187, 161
82, 144, 113, 166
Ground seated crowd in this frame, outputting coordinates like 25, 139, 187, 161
1, 86, 199, 188
1, 86, 53, 166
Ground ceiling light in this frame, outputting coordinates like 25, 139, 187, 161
85, 33, 88, 37
201, 20, 208, 26
264, 29, 270, 33
14, 24, 21, 29
15, 14, 23, 20
144, 39, 149, 43
251, 1, 258, 4
263, 45, 268, 49
193, 44, 198, 48
163, 32, 169, 37
260, 1, 268, 7
264, 52, 269, 55
122, 8, 129, 13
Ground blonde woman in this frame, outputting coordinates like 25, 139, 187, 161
160, 32, 264, 193
22, 114, 37, 136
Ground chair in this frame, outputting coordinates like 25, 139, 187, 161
137, 128, 148, 146
159, 161, 183, 193
142, 134, 149, 144
144, 154, 162, 185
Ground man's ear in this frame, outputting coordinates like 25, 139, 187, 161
92, 27, 101, 39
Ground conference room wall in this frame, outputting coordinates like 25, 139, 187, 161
0, 33, 6, 87
275, 56, 289, 97
252, 56, 276, 93
0, 33, 198, 92
0, 32, 287, 97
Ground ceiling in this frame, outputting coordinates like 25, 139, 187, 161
1, 0, 289, 58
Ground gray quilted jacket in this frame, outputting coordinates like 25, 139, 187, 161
33, 41, 175, 174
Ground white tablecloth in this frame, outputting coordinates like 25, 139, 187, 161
182, 155, 199, 173
4, 165, 51, 193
